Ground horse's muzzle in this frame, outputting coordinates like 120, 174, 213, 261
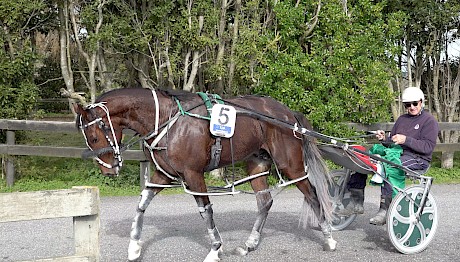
103, 171, 119, 178
81, 147, 114, 159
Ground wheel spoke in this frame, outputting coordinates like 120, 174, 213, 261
397, 223, 415, 243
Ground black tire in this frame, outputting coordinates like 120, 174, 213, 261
329, 169, 357, 231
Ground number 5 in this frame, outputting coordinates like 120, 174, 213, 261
218, 107, 230, 125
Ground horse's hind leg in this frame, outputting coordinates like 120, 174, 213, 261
128, 171, 169, 261
237, 158, 273, 256
297, 180, 337, 251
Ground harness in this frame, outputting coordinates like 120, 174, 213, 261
80, 89, 312, 196
197, 92, 224, 171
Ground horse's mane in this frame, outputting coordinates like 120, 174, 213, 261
92, 87, 195, 102
158, 88, 197, 102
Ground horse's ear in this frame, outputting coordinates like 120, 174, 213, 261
73, 103, 84, 114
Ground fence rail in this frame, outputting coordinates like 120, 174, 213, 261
347, 122, 460, 152
0, 119, 147, 186
0, 186, 100, 262
1, 119, 459, 186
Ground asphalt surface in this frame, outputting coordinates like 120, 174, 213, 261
1, 184, 459, 262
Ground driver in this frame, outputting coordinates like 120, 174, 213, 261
336, 87, 439, 225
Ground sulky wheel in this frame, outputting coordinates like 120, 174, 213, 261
329, 169, 357, 231
387, 185, 438, 254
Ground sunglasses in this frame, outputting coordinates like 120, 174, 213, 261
403, 100, 420, 108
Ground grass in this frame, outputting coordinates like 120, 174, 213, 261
425, 151, 460, 183
1, 151, 459, 197
1, 121, 459, 196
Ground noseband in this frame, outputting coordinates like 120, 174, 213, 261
78, 102, 123, 170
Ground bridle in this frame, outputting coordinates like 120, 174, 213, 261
78, 102, 123, 170
77, 89, 164, 174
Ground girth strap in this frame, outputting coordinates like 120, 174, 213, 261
206, 137, 222, 171
196, 92, 225, 171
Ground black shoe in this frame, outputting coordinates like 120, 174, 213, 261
369, 195, 391, 225
335, 188, 364, 216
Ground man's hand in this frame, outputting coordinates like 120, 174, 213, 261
391, 134, 406, 145
376, 130, 386, 141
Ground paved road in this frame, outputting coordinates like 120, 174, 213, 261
1, 184, 459, 262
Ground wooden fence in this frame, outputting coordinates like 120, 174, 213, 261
0, 119, 149, 187
0, 186, 100, 262
347, 122, 460, 152
1, 119, 459, 186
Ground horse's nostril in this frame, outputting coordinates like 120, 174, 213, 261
103, 172, 117, 178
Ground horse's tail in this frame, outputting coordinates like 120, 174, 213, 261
293, 112, 333, 227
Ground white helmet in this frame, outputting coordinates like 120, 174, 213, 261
402, 87, 424, 103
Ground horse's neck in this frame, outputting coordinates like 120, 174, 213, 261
127, 93, 176, 136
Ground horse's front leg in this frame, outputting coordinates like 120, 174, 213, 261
128, 188, 156, 261
195, 196, 223, 262
128, 171, 168, 261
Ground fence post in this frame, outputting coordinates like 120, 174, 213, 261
0, 186, 101, 261
73, 186, 100, 261
6, 130, 15, 186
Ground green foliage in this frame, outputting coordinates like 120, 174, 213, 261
1, 0, 460, 194
0, 0, 55, 141
0, 50, 39, 141
0, 0, 50, 30
254, 0, 404, 136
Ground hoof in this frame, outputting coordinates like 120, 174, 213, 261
203, 247, 222, 262
128, 239, 142, 261
369, 215, 386, 225
323, 238, 337, 251
234, 246, 248, 256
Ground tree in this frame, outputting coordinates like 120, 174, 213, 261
387, 0, 460, 168
57, 0, 108, 104
0, 0, 53, 120
255, 0, 404, 135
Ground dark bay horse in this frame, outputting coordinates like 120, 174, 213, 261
74, 87, 336, 261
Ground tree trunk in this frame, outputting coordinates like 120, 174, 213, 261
414, 44, 424, 88
214, 0, 228, 94
388, 79, 399, 120
98, 46, 112, 91
406, 31, 412, 86
58, 0, 75, 113
69, 0, 105, 102
183, 13, 204, 92
228, 0, 241, 91
441, 152, 454, 169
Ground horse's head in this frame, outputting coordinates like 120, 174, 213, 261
74, 102, 123, 177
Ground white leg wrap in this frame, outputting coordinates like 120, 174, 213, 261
320, 221, 337, 251
235, 246, 248, 256
245, 230, 261, 250
323, 237, 337, 251
128, 239, 142, 261
203, 247, 222, 262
